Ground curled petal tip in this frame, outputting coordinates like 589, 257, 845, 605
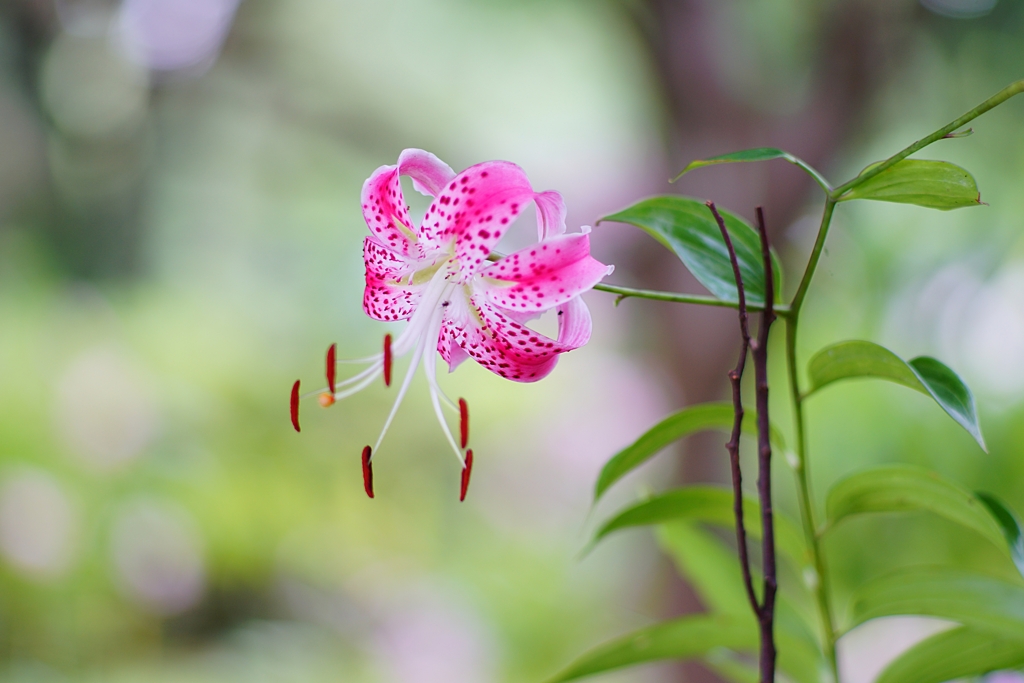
326, 343, 337, 394
605, 264, 615, 276
319, 392, 335, 408
290, 380, 301, 432
580, 225, 592, 234
361, 446, 374, 498
460, 450, 474, 502
458, 398, 469, 449
383, 334, 393, 387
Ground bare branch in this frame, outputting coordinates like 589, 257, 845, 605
706, 201, 759, 617
753, 206, 778, 683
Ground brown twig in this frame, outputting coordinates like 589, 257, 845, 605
707, 202, 779, 683
753, 206, 778, 682
706, 201, 760, 617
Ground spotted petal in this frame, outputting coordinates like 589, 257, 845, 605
362, 236, 422, 321
420, 161, 567, 280
398, 148, 456, 198
438, 292, 590, 382
534, 190, 567, 240
479, 232, 611, 313
361, 149, 456, 258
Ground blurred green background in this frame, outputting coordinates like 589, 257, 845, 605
0, 1, 1022, 682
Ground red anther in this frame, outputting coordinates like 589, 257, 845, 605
319, 392, 335, 408
383, 334, 393, 387
458, 398, 469, 449
326, 343, 337, 394
361, 446, 374, 499
290, 380, 301, 432
460, 450, 474, 502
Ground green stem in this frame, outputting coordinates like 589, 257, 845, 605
784, 197, 840, 681
790, 200, 836, 314
593, 283, 791, 316
831, 79, 1024, 199
785, 316, 839, 680
783, 81, 1024, 677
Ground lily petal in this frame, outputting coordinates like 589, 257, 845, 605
422, 161, 554, 280
361, 163, 419, 257
398, 148, 456, 198
443, 295, 581, 382
363, 236, 422, 321
479, 232, 611, 312
554, 294, 592, 348
534, 190, 566, 240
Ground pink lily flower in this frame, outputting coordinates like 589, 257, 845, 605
291, 149, 612, 499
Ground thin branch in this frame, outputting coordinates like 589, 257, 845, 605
706, 201, 760, 618
594, 282, 790, 314
753, 206, 778, 683
830, 79, 1024, 198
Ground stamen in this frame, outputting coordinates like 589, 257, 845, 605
459, 398, 469, 448
373, 330, 428, 453
383, 334, 393, 387
460, 450, 474, 502
361, 446, 374, 498
290, 380, 301, 432
326, 343, 337, 394
422, 309, 465, 464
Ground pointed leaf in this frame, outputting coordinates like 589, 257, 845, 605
594, 402, 787, 502
594, 486, 807, 568
658, 524, 827, 683
976, 492, 1024, 579
806, 341, 985, 450
704, 652, 759, 683
658, 522, 751, 617
599, 197, 782, 307
876, 625, 1024, 683
674, 148, 831, 192
545, 612, 822, 683
824, 465, 1007, 553
839, 159, 982, 210
909, 356, 985, 450
545, 614, 755, 683
847, 567, 1024, 640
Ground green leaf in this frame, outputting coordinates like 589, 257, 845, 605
594, 486, 807, 568
704, 651, 759, 683
824, 465, 1006, 553
598, 197, 782, 307
846, 567, 1024, 639
806, 341, 985, 450
839, 159, 982, 210
658, 524, 826, 683
593, 402, 787, 502
545, 614, 755, 683
658, 522, 752, 617
544, 611, 823, 683
672, 148, 831, 192
976, 492, 1024, 579
876, 625, 1024, 683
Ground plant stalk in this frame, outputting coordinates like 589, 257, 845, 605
753, 207, 778, 683
831, 79, 1023, 199
784, 198, 840, 680
593, 282, 790, 315
708, 202, 761, 618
